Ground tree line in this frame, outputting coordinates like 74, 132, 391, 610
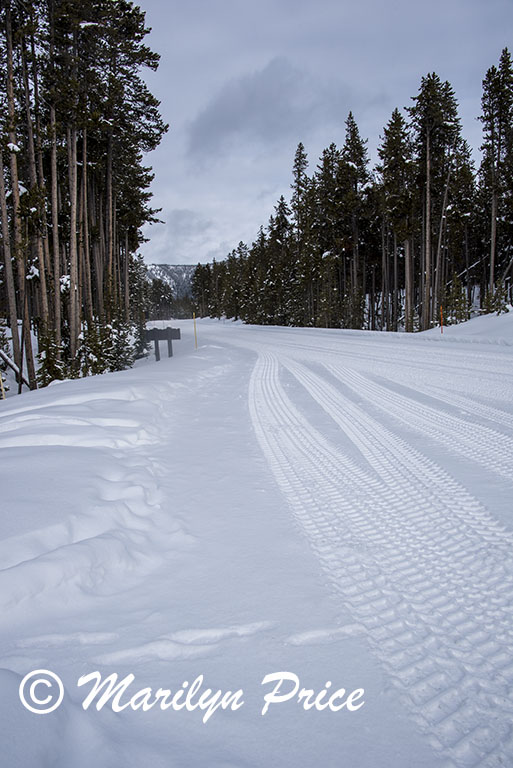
0, 0, 167, 391
192, 51, 513, 331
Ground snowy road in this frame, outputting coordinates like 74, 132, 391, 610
1, 315, 513, 767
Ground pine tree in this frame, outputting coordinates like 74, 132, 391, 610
192, 53, 509, 336
314, 143, 340, 258
444, 273, 470, 325
479, 48, 513, 295
340, 112, 370, 322
106, 318, 136, 372
37, 329, 67, 387
377, 108, 415, 330
290, 142, 309, 248
0, 0, 167, 392
78, 321, 108, 377
408, 73, 462, 329
244, 228, 268, 324
445, 140, 477, 311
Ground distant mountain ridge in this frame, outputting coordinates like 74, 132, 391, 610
145, 264, 197, 298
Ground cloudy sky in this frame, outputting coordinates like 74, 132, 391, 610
138, 0, 513, 266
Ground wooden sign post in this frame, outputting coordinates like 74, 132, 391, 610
144, 327, 181, 361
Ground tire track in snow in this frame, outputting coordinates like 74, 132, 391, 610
359, 369, 513, 433
324, 363, 513, 482
239, 329, 513, 383
250, 352, 513, 767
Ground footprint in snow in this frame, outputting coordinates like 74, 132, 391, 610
93, 621, 274, 665
285, 624, 365, 646
18, 631, 120, 648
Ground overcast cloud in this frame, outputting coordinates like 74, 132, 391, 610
188, 57, 354, 159
139, 0, 513, 265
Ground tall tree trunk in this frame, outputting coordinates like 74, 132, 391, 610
49, 0, 62, 352
113, 193, 120, 307
392, 231, 398, 331
68, 125, 79, 357
404, 238, 413, 333
6, 5, 37, 388
124, 232, 130, 320
422, 130, 431, 330
81, 128, 93, 322
21, 38, 49, 330
30, 26, 52, 284
489, 187, 497, 293
50, 104, 62, 350
0, 149, 21, 373
432, 164, 452, 321
370, 264, 376, 330
90, 179, 104, 318
380, 218, 388, 331
464, 224, 471, 313
98, 188, 107, 317
106, 132, 114, 311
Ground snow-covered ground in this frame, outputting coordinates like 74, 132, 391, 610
1, 312, 513, 767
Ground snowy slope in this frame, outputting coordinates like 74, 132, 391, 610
424, 306, 513, 344
145, 264, 196, 298
1, 316, 513, 767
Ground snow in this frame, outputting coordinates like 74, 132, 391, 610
5, 182, 28, 198
145, 264, 196, 298
1, 314, 513, 766
424, 306, 513, 344
60, 275, 71, 293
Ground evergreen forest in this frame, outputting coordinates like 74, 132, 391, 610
192, 52, 513, 332
0, 0, 167, 392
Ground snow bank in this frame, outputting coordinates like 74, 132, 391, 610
423, 307, 513, 344
1, 317, 513, 767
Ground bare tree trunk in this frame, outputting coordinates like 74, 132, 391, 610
464, 224, 471, 313
392, 231, 398, 331
106, 132, 114, 311
381, 218, 388, 331
68, 125, 79, 357
124, 232, 130, 320
98, 188, 107, 317
6, 5, 37, 388
49, 0, 62, 351
490, 187, 497, 293
113, 193, 120, 307
433, 164, 452, 321
30, 26, 52, 284
81, 128, 93, 322
50, 104, 62, 350
352, 216, 358, 294
91, 181, 104, 318
0, 149, 21, 373
404, 238, 413, 333
422, 130, 431, 330
370, 264, 376, 330
21, 38, 49, 330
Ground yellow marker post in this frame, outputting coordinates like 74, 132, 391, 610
193, 312, 198, 349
